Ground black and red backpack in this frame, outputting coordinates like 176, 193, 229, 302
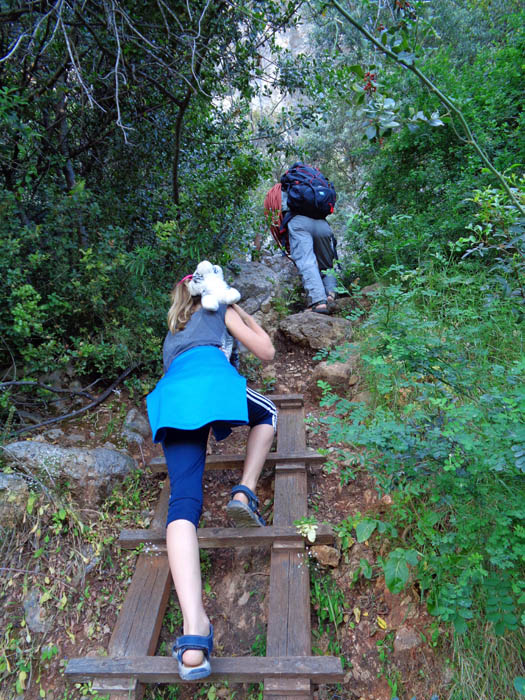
281, 162, 337, 220
263, 163, 337, 256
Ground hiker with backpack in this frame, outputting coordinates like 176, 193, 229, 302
263, 163, 338, 314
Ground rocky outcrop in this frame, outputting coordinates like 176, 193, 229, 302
310, 544, 340, 568
228, 255, 300, 315
3, 441, 137, 505
121, 408, 151, 445
279, 311, 353, 350
0, 472, 29, 527
394, 625, 422, 653
23, 588, 52, 634
310, 353, 359, 397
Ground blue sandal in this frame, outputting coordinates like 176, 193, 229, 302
172, 624, 213, 681
226, 485, 266, 527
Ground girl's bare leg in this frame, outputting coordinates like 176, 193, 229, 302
233, 423, 274, 504
166, 519, 210, 667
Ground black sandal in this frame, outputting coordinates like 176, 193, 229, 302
308, 301, 329, 315
226, 485, 266, 527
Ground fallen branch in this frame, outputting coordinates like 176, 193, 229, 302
1, 380, 94, 400
11, 366, 137, 437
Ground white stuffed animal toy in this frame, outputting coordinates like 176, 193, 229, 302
188, 260, 241, 311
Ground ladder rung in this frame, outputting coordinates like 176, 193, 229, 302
65, 655, 345, 684
118, 524, 336, 550
149, 451, 324, 473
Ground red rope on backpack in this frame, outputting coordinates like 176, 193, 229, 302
263, 183, 292, 257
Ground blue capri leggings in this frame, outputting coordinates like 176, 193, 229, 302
162, 388, 277, 528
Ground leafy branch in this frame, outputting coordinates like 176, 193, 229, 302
329, 0, 524, 217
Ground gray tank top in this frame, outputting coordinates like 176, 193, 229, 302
163, 303, 234, 372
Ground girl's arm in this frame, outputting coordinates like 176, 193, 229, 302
225, 304, 275, 361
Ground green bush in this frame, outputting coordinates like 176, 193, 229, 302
319, 261, 525, 635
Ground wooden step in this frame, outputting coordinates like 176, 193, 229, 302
264, 678, 311, 698
149, 451, 324, 473
118, 524, 336, 550
265, 396, 312, 698
267, 394, 304, 408
91, 482, 171, 699
66, 655, 345, 684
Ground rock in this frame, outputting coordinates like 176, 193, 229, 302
3, 442, 137, 505
23, 588, 51, 634
40, 369, 66, 389
122, 428, 144, 446
260, 252, 298, 282
65, 433, 85, 444
228, 260, 281, 314
442, 664, 454, 684
350, 661, 373, 683
279, 312, 353, 350
44, 428, 65, 441
310, 545, 340, 568
364, 489, 378, 505
311, 355, 359, 396
123, 409, 150, 438
360, 283, 381, 296
238, 591, 251, 606
228, 256, 300, 315
17, 409, 44, 424
253, 308, 281, 340
386, 601, 411, 628
68, 379, 84, 391
0, 472, 29, 527
393, 626, 421, 653
352, 390, 373, 405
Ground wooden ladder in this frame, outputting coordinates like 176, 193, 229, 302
65, 395, 344, 699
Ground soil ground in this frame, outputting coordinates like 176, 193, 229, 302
0, 310, 449, 700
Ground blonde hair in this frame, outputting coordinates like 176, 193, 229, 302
167, 281, 200, 333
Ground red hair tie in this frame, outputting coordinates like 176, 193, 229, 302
177, 274, 193, 286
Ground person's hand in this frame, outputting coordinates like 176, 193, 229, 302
231, 303, 252, 325
225, 305, 274, 361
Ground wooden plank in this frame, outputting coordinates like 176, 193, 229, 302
66, 655, 345, 684
108, 555, 171, 657
118, 524, 335, 550
266, 400, 312, 698
273, 471, 308, 526
93, 481, 172, 698
92, 553, 171, 698
266, 548, 310, 656
149, 480, 170, 530
149, 451, 323, 473
276, 403, 306, 454
267, 394, 304, 408
91, 678, 139, 699
274, 463, 307, 473
264, 679, 311, 697
272, 406, 308, 527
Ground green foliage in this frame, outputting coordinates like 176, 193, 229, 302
450, 621, 525, 700
294, 516, 319, 543
0, 0, 294, 434
319, 258, 525, 636
310, 565, 346, 657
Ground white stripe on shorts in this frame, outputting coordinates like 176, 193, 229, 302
246, 387, 278, 431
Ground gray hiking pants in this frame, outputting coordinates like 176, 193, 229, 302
287, 215, 337, 306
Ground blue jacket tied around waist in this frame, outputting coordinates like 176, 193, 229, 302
146, 345, 248, 443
